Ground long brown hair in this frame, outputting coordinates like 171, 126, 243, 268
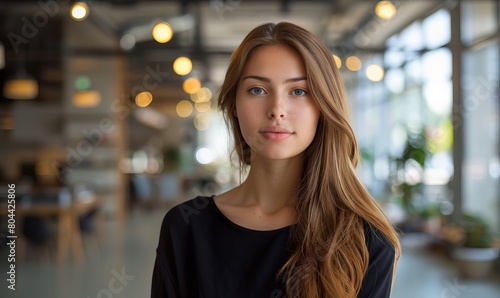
218, 22, 400, 297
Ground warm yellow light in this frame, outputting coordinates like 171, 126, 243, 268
71, 2, 89, 21
182, 77, 201, 94
73, 90, 101, 108
135, 91, 153, 107
194, 114, 210, 131
332, 55, 342, 69
195, 102, 211, 113
346, 56, 362, 71
375, 1, 396, 20
190, 87, 212, 103
152, 22, 173, 43
366, 64, 385, 82
176, 100, 193, 117
173, 56, 192, 76
3, 78, 38, 99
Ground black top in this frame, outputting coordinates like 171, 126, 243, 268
151, 196, 395, 298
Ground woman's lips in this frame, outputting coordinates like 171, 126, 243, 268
259, 127, 293, 141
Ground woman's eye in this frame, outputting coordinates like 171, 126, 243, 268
249, 87, 265, 95
292, 89, 307, 96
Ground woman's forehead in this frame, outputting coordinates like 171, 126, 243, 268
240, 45, 306, 80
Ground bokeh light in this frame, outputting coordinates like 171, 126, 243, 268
135, 91, 153, 107
346, 56, 362, 71
182, 77, 201, 94
375, 1, 397, 20
152, 22, 173, 43
176, 100, 193, 117
74, 76, 91, 91
195, 102, 211, 113
332, 55, 342, 69
194, 113, 211, 131
195, 147, 214, 164
190, 87, 212, 103
173, 56, 192, 76
366, 64, 385, 82
71, 2, 89, 21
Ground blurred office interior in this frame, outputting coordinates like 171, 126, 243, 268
0, 0, 499, 297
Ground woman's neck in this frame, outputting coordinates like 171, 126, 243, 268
237, 154, 303, 214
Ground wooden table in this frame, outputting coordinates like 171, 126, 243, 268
0, 196, 102, 264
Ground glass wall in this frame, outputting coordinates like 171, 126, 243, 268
461, 1, 500, 229
348, 2, 500, 232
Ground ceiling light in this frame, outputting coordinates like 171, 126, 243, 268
375, 1, 396, 20
73, 90, 101, 108
135, 91, 153, 107
152, 22, 173, 43
366, 64, 385, 82
346, 56, 362, 71
173, 56, 192, 76
3, 78, 38, 100
71, 2, 89, 21
182, 77, 201, 94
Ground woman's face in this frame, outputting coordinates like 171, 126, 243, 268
235, 44, 320, 162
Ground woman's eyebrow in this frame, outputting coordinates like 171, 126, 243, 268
242, 75, 307, 83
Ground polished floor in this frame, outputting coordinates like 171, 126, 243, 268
1, 208, 499, 298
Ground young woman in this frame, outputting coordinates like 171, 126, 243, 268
152, 22, 400, 298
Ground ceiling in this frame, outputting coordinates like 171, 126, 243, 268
0, 0, 445, 112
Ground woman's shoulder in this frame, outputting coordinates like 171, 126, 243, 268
161, 196, 215, 231
363, 223, 396, 256
359, 223, 397, 297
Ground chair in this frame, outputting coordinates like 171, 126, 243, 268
131, 174, 157, 209
156, 173, 181, 206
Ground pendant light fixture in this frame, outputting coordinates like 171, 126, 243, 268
3, 50, 38, 100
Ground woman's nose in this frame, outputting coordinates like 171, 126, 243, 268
267, 94, 286, 119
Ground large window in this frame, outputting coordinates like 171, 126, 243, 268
461, 3, 499, 228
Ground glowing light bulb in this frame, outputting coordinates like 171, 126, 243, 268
173, 56, 192, 76
183, 77, 201, 94
152, 22, 173, 43
366, 64, 385, 82
375, 1, 396, 20
346, 56, 362, 71
71, 2, 89, 21
135, 91, 153, 107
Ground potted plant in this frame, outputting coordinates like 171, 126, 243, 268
390, 128, 430, 232
451, 213, 500, 279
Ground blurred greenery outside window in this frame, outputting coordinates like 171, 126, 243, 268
348, 3, 500, 235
